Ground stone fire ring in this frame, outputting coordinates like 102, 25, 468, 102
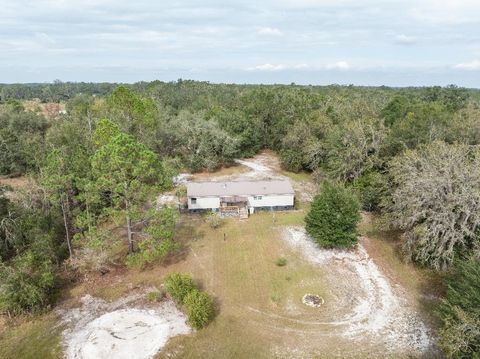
302, 294, 324, 308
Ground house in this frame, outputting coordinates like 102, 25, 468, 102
187, 180, 295, 217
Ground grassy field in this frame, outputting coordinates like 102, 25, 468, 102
0, 313, 63, 359
156, 211, 330, 358
0, 208, 442, 358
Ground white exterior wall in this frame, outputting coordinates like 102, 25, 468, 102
188, 194, 293, 210
188, 196, 220, 210
247, 194, 294, 208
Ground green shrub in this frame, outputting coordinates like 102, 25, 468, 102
305, 181, 361, 248
164, 273, 196, 305
275, 257, 287, 267
0, 248, 56, 314
437, 258, 480, 358
163, 272, 215, 330
184, 289, 214, 330
206, 212, 223, 229
350, 171, 387, 212
126, 238, 180, 268
146, 289, 165, 302
127, 207, 180, 268
280, 148, 304, 173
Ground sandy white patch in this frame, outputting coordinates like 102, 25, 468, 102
156, 194, 179, 209
234, 158, 272, 174
282, 227, 432, 353
173, 173, 191, 186
234, 156, 315, 202
60, 294, 190, 359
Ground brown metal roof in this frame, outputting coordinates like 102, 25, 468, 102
187, 180, 294, 197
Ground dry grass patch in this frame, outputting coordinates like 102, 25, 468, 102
0, 176, 31, 191
0, 313, 63, 359
191, 164, 249, 181
151, 211, 330, 358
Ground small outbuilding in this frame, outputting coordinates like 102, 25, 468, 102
187, 180, 295, 217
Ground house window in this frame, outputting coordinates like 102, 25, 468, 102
191, 197, 197, 204
254, 195, 263, 200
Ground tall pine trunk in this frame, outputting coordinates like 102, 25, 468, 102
61, 199, 73, 258
126, 215, 133, 254
124, 195, 134, 254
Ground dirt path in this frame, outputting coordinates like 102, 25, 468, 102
278, 226, 433, 355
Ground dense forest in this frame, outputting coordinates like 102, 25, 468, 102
1, 81, 480, 357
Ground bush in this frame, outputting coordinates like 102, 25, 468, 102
350, 171, 387, 212
184, 289, 214, 330
305, 181, 361, 248
163, 272, 215, 330
270, 293, 281, 304
275, 257, 287, 267
146, 289, 165, 302
206, 211, 223, 229
0, 248, 56, 315
164, 273, 196, 305
126, 239, 180, 269
280, 148, 304, 173
437, 258, 480, 357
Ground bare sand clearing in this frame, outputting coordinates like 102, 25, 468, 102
236, 154, 316, 202
282, 227, 432, 354
59, 294, 190, 359
234, 158, 273, 175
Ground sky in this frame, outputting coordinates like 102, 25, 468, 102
0, 0, 480, 86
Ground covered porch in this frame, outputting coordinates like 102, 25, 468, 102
219, 196, 249, 218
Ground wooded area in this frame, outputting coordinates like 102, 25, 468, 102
1, 81, 479, 357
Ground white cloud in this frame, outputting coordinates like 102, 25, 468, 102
248, 63, 309, 71
325, 61, 350, 70
454, 59, 480, 70
257, 27, 283, 36
250, 63, 286, 71
247, 61, 353, 71
394, 34, 416, 45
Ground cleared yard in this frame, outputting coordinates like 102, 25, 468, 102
157, 211, 333, 358
151, 210, 436, 358
0, 152, 439, 358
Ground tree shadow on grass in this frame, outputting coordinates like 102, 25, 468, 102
161, 218, 206, 266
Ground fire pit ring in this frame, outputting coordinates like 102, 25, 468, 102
302, 294, 324, 308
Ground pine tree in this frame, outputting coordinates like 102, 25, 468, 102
91, 120, 170, 254
305, 181, 361, 248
